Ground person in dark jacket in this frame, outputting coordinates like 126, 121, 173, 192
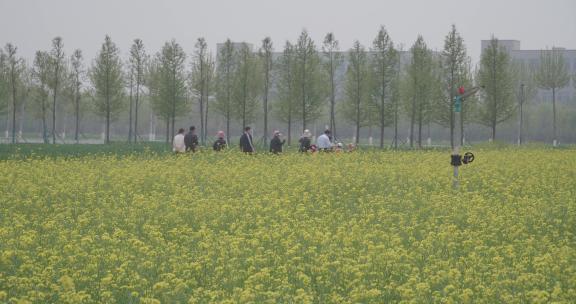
239, 126, 255, 153
269, 130, 285, 154
298, 129, 312, 152
184, 126, 199, 152
213, 130, 227, 151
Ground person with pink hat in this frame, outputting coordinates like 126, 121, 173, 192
269, 130, 285, 154
213, 130, 227, 151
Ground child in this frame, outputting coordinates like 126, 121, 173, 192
269, 130, 286, 154
213, 131, 227, 151
299, 129, 312, 152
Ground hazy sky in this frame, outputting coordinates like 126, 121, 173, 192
1, 0, 575, 65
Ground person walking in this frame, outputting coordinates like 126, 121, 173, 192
239, 126, 255, 153
173, 128, 186, 153
184, 126, 199, 152
213, 131, 227, 151
317, 129, 333, 152
299, 129, 312, 152
269, 130, 285, 154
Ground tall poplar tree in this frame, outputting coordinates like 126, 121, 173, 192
294, 30, 325, 132
148, 39, 188, 142
259, 37, 273, 141
129, 39, 147, 142
31, 51, 51, 143
439, 25, 468, 148
477, 37, 515, 140
89, 35, 125, 144
274, 41, 298, 145
191, 38, 214, 144
370, 26, 397, 148
49, 37, 65, 144
403, 36, 436, 148
0, 51, 7, 117
232, 43, 260, 130
214, 39, 235, 144
342, 41, 370, 144
512, 60, 537, 145
70, 49, 84, 143
4, 43, 23, 144
322, 32, 343, 139
535, 48, 569, 146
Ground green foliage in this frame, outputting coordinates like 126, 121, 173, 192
438, 25, 470, 148
231, 43, 261, 128
259, 36, 274, 139
402, 36, 439, 146
0, 50, 8, 115
128, 39, 148, 142
148, 39, 187, 139
89, 36, 125, 144
535, 48, 570, 91
190, 37, 215, 143
214, 39, 236, 143
370, 26, 397, 131
0, 142, 171, 160
534, 48, 570, 143
322, 32, 344, 138
274, 42, 297, 124
477, 37, 516, 139
294, 30, 326, 131
30, 51, 53, 143
511, 59, 537, 104
341, 40, 370, 143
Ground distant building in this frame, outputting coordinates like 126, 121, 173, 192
481, 40, 576, 102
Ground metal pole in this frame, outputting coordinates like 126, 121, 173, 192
451, 86, 481, 190
518, 83, 524, 145
453, 109, 461, 189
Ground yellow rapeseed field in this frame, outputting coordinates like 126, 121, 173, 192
0, 149, 575, 303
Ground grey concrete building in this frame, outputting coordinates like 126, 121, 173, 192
481, 40, 576, 102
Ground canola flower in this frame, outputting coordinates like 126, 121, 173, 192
0, 148, 575, 303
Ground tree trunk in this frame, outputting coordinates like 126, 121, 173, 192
518, 85, 524, 145
417, 107, 422, 148
287, 96, 292, 146
410, 96, 416, 148
52, 65, 60, 144
200, 90, 204, 145
242, 92, 246, 130
225, 112, 230, 146
42, 100, 48, 144
166, 119, 170, 144
128, 74, 133, 143
171, 103, 176, 143
492, 119, 496, 142
263, 60, 269, 142
75, 87, 80, 144
552, 88, 557, 146
460, 101, 464, 146
11, 87, 16, 144
105, 96, 111, 144
204, 90, 209, 143
301, 54, 307, 133
380, 88, 385, 148
287, 116, 292, 147
329, 54, 336, 140
355, 72, 361, 145
135, 81, 140, 143
394, 99, 398, 149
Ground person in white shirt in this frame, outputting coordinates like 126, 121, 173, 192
316, 129, 333, 151
172, 128, 186, 153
